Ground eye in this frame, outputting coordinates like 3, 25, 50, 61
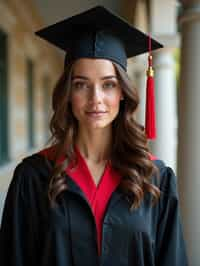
72, 81, 89, 90
103, 81, 118, 89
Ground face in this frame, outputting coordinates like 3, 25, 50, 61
70, 58, 123, 131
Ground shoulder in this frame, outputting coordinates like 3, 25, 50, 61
18, 144, 58, 173
16, 150, 53, 178
151, 159, 178, 199
10, 149, 54, 203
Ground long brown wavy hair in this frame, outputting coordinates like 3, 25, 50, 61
47, 60, 160, 210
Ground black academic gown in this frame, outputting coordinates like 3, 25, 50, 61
0, 153, 188, 266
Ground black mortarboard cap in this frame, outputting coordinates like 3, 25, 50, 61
35, 5, 163, 70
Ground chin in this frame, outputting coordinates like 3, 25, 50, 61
86, 121, 112, 129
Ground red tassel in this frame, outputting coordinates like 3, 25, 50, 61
145, 37, 156, 139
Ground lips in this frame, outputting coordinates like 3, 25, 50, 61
85, 111, 107, 118
86, 111, 107, 114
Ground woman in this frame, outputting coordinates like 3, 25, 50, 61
0, 6, 188, 266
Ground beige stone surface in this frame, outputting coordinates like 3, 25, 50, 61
0, 0, 62, 215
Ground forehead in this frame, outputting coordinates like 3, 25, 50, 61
72, 58, 117, 77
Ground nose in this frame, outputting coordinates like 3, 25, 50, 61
88, 85, 103, 104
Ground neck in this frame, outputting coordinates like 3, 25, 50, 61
76, 127, 112, 163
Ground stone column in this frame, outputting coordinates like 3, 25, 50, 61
148, 0, 178, 171
135, 67, 146, 126
128, 55, 147, 127
150, 49, 178, 172
178, 2, 200, 265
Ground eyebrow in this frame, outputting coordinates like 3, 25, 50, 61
71, 75, 118, 80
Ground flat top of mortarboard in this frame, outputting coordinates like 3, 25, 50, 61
35, 5, 163, 58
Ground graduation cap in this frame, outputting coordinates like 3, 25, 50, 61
35, 5, 164, 139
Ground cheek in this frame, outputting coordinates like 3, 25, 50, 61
107, 93, 121, 108
71, 94, 85, 111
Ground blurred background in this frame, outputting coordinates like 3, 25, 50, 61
0, 0, 199, 265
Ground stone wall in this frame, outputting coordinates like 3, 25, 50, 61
0, 0, 63, 222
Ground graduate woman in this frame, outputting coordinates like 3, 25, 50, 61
0, 6, 188, 266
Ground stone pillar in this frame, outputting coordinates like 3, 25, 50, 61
148, 0, 178, 171
150, 49, 177, 172
178, 2, 200, 265
135, 67, 146, 126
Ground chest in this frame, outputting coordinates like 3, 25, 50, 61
41, 189, 159, 266
48, 191, 157, 244
85, 160, 108, 186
